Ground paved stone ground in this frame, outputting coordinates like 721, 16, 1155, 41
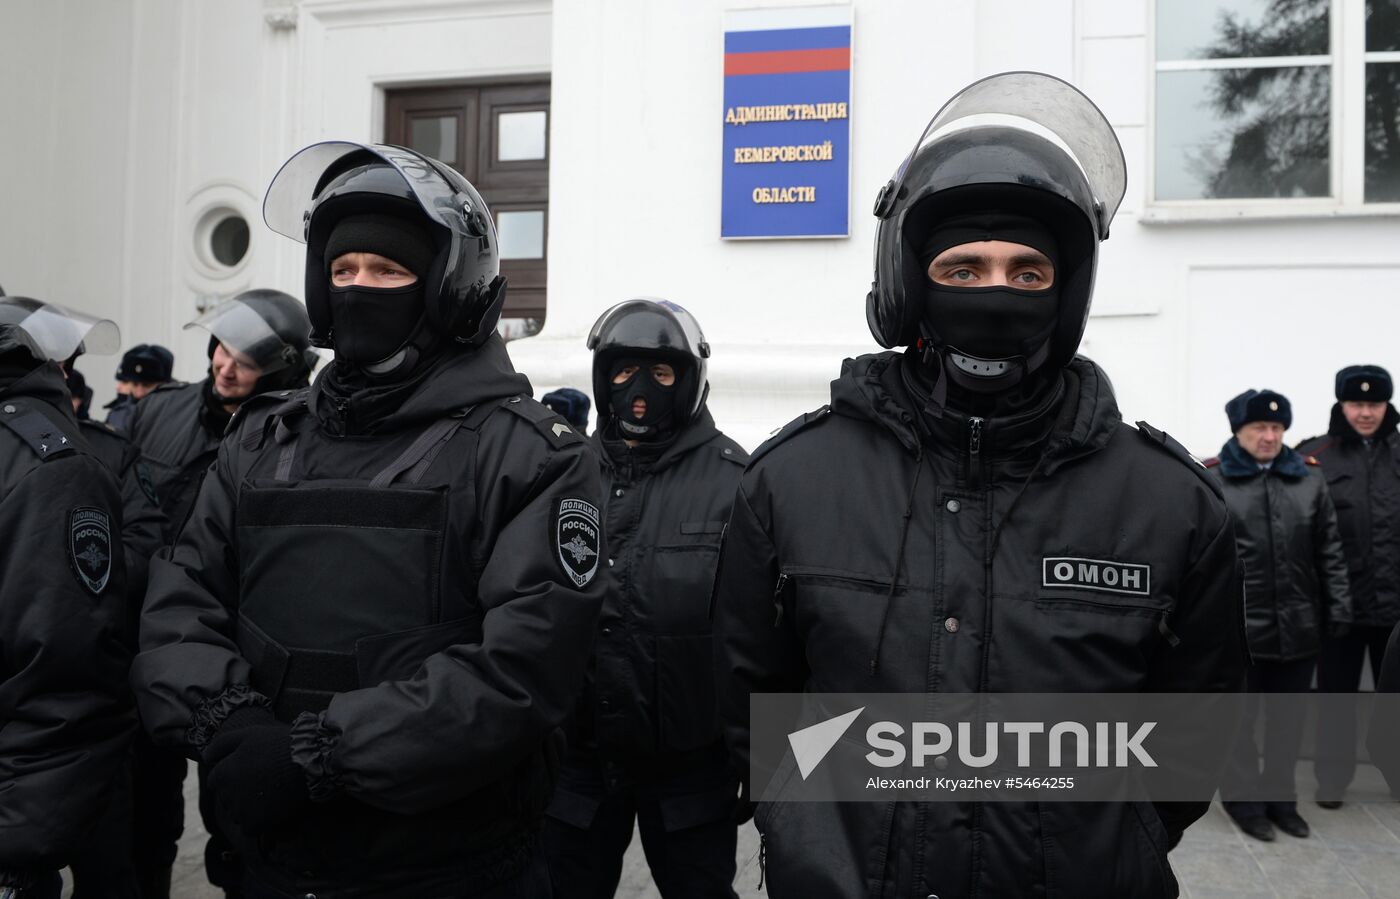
63, 774, 1400, 898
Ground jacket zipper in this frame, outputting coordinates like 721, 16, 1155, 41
967, 416, 985, 489
772, 573, 789, 626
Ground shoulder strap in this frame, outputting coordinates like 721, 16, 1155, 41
0, 399, 78, 461
749, 405, 832, 467
1135, 420, 1223, 500
499, 395, 585, 449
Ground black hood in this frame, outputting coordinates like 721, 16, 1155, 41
829, 349, 1120, 471
0, 329, 73, 413
311, 332, 529, 435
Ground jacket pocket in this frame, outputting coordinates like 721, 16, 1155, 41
650, 543, 722, 632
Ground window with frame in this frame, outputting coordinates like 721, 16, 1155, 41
1152, 0, 1400, 213
386, 78, 550, 337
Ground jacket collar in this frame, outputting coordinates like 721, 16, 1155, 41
312, 333, 530, 435
1326, 402, 1400, 445
1217, 436, 1309, 479
594, 405, 721, 476
829, 350, 1121, 471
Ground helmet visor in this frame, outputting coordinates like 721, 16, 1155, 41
0, 301, 120, 361
185, 298, 295, 374
906, 72, 1127, 234
264, 141, 488, 242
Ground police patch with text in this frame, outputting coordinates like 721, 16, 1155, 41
70, 507, 113, 596
1042, 557, 1150, 597
556, 498, 601, 587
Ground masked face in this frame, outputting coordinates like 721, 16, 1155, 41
327, 252, 425, 367
608, 357, 680, 440
922, 238, 1059, 362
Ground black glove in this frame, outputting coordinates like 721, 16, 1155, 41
204, 719, 310, 833
1329, 621, 1352, 639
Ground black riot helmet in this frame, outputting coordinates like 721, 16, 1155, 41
264, 141, 504, 350
587, 299, 712, 432
867, 72, 1126, 382
184, 289, 315, 392
0, 296, 120, 362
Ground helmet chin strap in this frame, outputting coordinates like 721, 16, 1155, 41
918, 325, 1053, 398
943, 347, 1029, 393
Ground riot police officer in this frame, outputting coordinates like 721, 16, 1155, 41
544, 299, 746, 897
712, 72, 1246, 898
0, 306, 135, 899
0, 296, 167, 898
123, 288, 314, 898
133, 141, 605, 898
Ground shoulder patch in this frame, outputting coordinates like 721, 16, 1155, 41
70, 507, 113, 595
749, 405, 832, 467
0, 400, 77, 461
1134, 420, 1223, 500
500, 395, 584, 449
555, 497, 601, 587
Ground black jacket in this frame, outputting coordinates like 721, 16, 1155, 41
125, 379, 221, 542
132, 337, 605, 896
579, 409, 747, 759
713, 352, 1246, 899
104, 393, 136, 433
1298, 406, 1400, 628
1206, 438, 1351, 661
79, 419, 168, 634
0, 348, 136, 887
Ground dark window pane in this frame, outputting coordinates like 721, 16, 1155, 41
1368, 0, 1400, 51
1157, 0, 1329, 60
1156, 66, 1330, 199
210, 216, 249, 267
409, 116, 458, 166
1367, 62, 1400, 201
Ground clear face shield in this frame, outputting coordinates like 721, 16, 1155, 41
263, 141, 493, 244
184, 298, 297, 375
887, 71, 1127, 238
0, 300, 120, 362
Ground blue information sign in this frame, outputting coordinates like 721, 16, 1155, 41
721, 7, 853, 239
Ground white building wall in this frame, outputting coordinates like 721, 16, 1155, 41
1, 0, 1397, 454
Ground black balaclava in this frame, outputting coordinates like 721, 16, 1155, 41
608, 355, 684, 441
918, 212, 1060, 392
324, 213, 438, 373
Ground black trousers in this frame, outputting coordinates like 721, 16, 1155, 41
1222, 656, 1317, 819
542, 747, 739, 899
1314, 624, 1394, 797
69, 759, 141, 899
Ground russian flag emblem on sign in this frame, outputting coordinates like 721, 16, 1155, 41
721, 6, 853, 239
